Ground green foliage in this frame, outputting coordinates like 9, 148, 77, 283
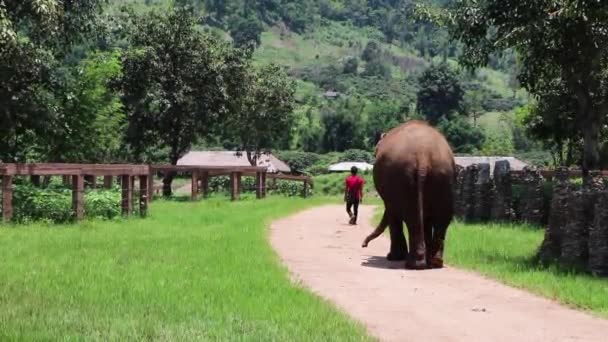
365, 101, 404, 147
41, 51, 126, 163
11, 183, 122, 224
339, 149, 374, 164
119, 7, 227, 164
416, 63, 464, 124
320, 99, 366, 152
275, 151, 321, 172
224, 63, 297, 165
343, 57, 359, 74
437, 117, 484, 154
228, 15, 264, 49
452, 0, 608, 170
0, 0, 106, 162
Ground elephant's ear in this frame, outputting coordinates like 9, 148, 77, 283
380, 133, 387, 140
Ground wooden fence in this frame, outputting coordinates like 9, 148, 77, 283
0, 163, 314, 223
0, 163, 149, 223
149, 165, 313, 201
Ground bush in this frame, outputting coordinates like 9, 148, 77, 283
339, 149, 375, 163
275, 151, 321, 172
269, 180, 310, 197
11, 183, 122, 224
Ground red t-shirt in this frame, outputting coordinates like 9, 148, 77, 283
345, 175, 365, 201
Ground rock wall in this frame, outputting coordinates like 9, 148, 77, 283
453, 162, 608, 276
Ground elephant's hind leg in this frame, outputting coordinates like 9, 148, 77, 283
387, 214, 407, 261
429, 223, 448, 269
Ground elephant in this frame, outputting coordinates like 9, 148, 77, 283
366, 120, 455, 269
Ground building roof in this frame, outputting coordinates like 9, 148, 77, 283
177, 151, 291, 173
328, 162, 374, 172
454, 156, 528, 174
324, 91, 340, 98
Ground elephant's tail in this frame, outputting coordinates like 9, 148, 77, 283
417, 164, 427, 238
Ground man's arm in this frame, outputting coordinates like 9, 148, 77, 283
344, 179, 348, 202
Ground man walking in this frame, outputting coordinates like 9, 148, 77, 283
345, 166, 365, 225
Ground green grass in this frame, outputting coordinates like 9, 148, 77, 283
446, 222, 608, 317
0, 197, 373, 341
371, 209, 608, 318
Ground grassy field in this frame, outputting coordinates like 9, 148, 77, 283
446, 222, 608, 317
371, 210, 608, 317
0, 197, 373, 341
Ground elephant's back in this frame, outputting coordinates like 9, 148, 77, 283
373, 120, 455, 211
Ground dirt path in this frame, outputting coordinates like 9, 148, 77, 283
270, 205, 608, 342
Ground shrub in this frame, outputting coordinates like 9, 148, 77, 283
339, 149, 375, 163
275, 151, 321, 172
11, 183, 122, 224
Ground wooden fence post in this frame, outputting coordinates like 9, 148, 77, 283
191, 171, 199, 201
262, 172, 267, 198
2, 175, 13, 222
302, 179, 309, 198
230, 172, 241, 201
72, 175, 84, 220
121, 175, 133, 216
103, 176, 113, 189
201, 172, 209, 198
139, 175, 148, 217
148, 168, 154, 203
256, 172, 263, 199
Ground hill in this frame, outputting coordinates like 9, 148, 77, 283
105, 0, 543, 162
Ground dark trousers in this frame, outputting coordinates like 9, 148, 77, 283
346, 200, 359, 222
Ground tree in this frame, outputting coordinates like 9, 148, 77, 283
437, 117, 485, 154
520, 88, 581, 167
416, 63, 464, 124
361, 40, 382, 62
451, 1, 608, 174
225, 64, 297, 166
119, 8, 228, 195
462, 89, 483, 127
321, 99, 366, 152
365, 101, 403, 147
343, 57, 359, 74
0, 0, 105, 162
40, 51, 126, 163
362, 59, 392, 80
228, 15, 263, 49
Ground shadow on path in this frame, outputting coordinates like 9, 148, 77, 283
360, 255, 404, 270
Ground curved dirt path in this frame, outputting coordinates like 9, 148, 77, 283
270, 205, 608, 342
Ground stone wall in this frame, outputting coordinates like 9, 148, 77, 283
453, 162, 608, 276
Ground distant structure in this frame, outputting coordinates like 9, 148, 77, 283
178, 151, 291, 174
454, 156, 528, 174
323, 90, 341, 99
328, 162, 374, 173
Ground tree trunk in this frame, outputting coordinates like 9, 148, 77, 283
582, 119, 600, 176
246, 150, 258, 166
163, 154, 180, 197
162, 172, 175, 197
573, 80, 600, 177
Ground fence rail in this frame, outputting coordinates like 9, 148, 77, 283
0, 163, 314, 223
149, 165, 312, 201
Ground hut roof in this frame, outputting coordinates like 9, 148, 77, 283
177, 151, 291, 174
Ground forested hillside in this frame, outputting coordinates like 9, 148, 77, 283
3, 0, 558, 171
107, 0, 538, 159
